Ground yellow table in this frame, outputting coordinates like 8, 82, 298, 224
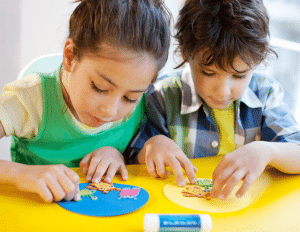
1, 156, 300, 232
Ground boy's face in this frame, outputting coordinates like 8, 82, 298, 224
188, 55, 255, 110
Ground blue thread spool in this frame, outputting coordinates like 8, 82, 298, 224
143, 213, 212, 232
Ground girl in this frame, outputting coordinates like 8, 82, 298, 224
0, 0, 170, 203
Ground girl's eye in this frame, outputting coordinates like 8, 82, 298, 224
91, 81, 107, 93
124, 97, 138, 104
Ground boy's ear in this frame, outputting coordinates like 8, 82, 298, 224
62, 38, 75, 72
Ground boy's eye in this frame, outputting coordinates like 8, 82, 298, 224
233, 74, 247, 79
201, 70, 215, 76
91, 81, 107, 93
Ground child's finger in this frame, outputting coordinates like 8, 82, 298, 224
91, 161, 109, 183
211, 166, 235, 198
37, 182, 55, 203
74, 182, 81, 201
217, 169, 246, 199
102, 163, 119, 183
86, 156, 102, 182
193, 166, 198, 173
79, 153, 92, 175
155, 160, 170, 179
146, 160, 159, 178
118, 164, 129, 181
63, 167, 80, 201
235, 173, 255, 198
212, 157, 230, 183
168, 158, 186, 187
179, 159, 197, 184
45, 175, 67, 202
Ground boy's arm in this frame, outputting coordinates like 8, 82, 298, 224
211, 76, 300, 199
124, 84, 170, 164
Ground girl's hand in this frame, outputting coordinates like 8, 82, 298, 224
139, 135, 198, 187
80, 146, 128, 184
211, 141, 272, 199
14, 164, 81, 203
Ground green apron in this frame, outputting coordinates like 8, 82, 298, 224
10, 64, 145, 167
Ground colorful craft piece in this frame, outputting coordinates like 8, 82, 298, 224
87, 181, 121, 193
79, 189, 98, 201
57, 183, 150, 217
182, 186, 205, 198
182, 179, 213, 201
118, 188, 141, 200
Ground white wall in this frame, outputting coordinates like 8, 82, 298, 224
0, 0, 21, 161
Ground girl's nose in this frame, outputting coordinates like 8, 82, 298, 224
99, 97, 120, 120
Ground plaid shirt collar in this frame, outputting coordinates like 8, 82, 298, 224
180, 65, 264, 115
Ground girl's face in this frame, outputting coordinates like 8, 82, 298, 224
62, 41, 157, 127
188, 55, 255, 110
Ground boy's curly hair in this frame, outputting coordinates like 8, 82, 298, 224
69, 0, 171, 71
175, 0, 277, 71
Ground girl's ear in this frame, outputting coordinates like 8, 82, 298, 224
180, 47, 188, 63
62, 38, 75, 72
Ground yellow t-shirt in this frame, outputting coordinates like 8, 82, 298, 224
210, 103, 236, 155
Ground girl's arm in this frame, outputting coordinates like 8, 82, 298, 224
0, 120, 81, 203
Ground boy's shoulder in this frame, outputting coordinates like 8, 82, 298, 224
244, 72, 285, 107
249, 72, 281, 95
156, 70, 184, 89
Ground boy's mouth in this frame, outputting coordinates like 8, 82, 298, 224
209, 97, 231, 107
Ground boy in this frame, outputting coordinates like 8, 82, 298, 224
125, 0, 300, 200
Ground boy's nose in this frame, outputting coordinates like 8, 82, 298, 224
214, 78, 231, 98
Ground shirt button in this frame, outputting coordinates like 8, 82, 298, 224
211, 141, 219, 148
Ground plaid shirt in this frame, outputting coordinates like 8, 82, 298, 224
125, 66, 300, 162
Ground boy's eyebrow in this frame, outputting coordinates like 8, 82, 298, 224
202, 66, 249, 74
95, 70, 148, 93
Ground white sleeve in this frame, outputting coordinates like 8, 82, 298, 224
0, 74, 43, 138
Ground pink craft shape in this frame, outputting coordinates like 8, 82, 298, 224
118, 188, 141, 200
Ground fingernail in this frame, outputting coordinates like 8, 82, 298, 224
75, 194, 81, 201
219, 194, 225, 200
83, 169, 87, 174
192, 178, 197, 183
105, 177, 111, 183
93, 178, 100, 183
236, 193, 241, 198
179, 181, 185, 187
122, 175, 128, 181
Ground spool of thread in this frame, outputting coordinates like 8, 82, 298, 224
143, 213, 212, 232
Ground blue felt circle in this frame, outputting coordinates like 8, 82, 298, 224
57, 183, 149, 217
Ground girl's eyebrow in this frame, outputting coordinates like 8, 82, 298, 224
95, 70, 148, 93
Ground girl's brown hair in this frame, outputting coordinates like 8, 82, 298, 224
175, 0, 277, 71
69, 0, 171, 71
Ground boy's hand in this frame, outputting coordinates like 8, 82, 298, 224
211, 141, 272, 199
15, 164, 81, 203
139, 135, 198, 186
80, 146, 128, 184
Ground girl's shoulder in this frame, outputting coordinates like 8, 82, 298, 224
2, 74, 42, 99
